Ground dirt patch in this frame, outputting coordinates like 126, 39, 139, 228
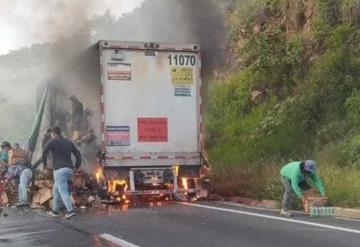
226, 196, 279, 209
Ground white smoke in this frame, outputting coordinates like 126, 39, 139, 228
0, 0, 145, 142
0, 0, 146, 102
0, 0, 145, 55
0, 0, 225, 143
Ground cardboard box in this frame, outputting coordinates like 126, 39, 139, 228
32, 188, 52, 205
72, 174, 86, 188
34, 180, 53, 189
9, 149, 29, 165
304, 196, 327, 214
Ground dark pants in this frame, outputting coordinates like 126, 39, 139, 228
281, 177, 310, 210
281, 176, 292, 210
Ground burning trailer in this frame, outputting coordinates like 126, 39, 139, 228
31, 40, 204, 203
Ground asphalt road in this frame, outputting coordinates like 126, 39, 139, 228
0, 201, 359, 247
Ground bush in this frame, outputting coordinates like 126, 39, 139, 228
321, 165, 360, 207
345, 89, 360, 127
321, 135, 360, 167
211, 163, 283, 200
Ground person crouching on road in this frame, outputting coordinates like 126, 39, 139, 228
4, 161, 33, 207
280, 160, 325, 217
42, 127, 81, 219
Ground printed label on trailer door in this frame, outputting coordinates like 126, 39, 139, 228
174, 86, 191, 96
138, 118, 168, 142
171, 67, 193, 85
106, 126, 130, 146
107, 63, 132, 80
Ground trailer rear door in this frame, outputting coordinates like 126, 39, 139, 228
99, 41, 202, 167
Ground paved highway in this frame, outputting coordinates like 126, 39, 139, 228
0, 201, 359, 247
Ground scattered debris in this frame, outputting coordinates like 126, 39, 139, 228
32, 188, 52, 208
0, 182, 8, 206
309, 206, 334, 218
6, 181, 17, 205
0, 192, 8, 206
30, 171, 53, 209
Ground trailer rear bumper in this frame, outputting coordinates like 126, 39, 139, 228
125, 190, 172, 196
125, 189, 200, 196
105, 155, 201, 167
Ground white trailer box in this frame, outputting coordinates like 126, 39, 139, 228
99, 41, 203, 195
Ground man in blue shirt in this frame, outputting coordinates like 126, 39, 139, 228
43, 127, 81, 219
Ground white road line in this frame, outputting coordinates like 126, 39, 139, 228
180, 202, 360, 235
100, 233, 140, 247
335, 217, 360, 223
220, 201, 307, 215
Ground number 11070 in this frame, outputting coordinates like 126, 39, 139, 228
168, 55, 196, 66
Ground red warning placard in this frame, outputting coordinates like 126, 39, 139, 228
138, 118, 168, 142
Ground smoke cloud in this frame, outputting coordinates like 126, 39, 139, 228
0, 0, 226, 146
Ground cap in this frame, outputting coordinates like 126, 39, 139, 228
304, 160, 316, 173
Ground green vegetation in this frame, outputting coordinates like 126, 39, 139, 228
206, 0, 360, 207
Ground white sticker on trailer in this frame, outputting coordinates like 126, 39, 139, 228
174, 86, 191, 97
106, 126, 130, 146
107, 63, 132, 81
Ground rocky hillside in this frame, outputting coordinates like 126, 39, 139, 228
206, 0, 360, 207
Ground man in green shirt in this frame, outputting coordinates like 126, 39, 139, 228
280, 160, 325, 217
